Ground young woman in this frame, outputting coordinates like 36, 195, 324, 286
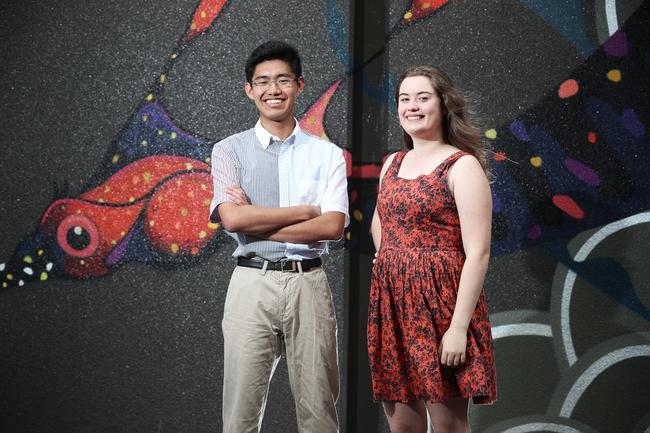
368, 66, 497, 433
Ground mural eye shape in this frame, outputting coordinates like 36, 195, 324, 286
56, 214, 100, 258
67, 226, 91, 251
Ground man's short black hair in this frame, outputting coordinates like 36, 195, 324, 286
245, 40, 302, 83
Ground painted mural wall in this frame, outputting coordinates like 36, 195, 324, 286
0, 0, 349, 432
1, 1, 649, 433
345, 1, 650, 432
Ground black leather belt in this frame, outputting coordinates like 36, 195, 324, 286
237, 257, 322, 272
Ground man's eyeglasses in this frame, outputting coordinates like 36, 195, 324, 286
251, 77, 296, 89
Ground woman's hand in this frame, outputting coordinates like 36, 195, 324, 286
226, 185, 250, 206
440, 326, 467, 367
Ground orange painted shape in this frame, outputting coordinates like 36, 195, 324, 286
41, 199, 144, 278
182, 0, 229, 43
401, 0, 448, 25
80, 156, 209, 204
145, 172, 216, 254
552, 195, 584, 219
587, 131, 597, 143
558, 79, 579, 98
299, 80, 342, 140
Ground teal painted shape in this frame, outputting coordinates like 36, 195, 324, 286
519, 0, 597, 58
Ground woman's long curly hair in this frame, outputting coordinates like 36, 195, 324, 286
396, 66, 491, 176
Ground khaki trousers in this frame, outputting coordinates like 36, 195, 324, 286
222, 265, 339, 433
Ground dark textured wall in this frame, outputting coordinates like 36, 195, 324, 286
346, 1, 650, 433
2, 1, 650, 433
0, 1, 349, 432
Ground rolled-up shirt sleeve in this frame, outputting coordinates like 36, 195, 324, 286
320, 147, 350, 227
209, 142, 239, 223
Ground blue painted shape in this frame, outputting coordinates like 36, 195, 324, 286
327, 0, 351, 68
544, 239, 650, 320
518, 0, 596, 58
527, 125, 599, 196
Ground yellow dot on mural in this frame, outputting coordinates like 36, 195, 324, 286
104, 186, 111, 193
200, 10, 207, 18
149, 220, 155, 227
422, 2, 431, 8
6, 274, 13, 280
129, 197, 135, 202
353, 210, 363, 221
40, 272, 48, 281
203, 198, 211, 206
190, 21, 197, 30
157, 129, 164, 136
170, 132, 177, 139
98, 198, 105, 203
170, 243, 179, 253
205, 157, 211, 163
112, 240, 117, 245
176, 180, 183, 186
174, 222, 181, 229
120, 231, 126, 237
38, 249, 44, 256
187, 191, 195, 198
112, 154, 120, 164
208, 222, 219, 230
171, 53, 178, 59
142, 114, 149, 123
132, 175, 140, 184
159, 74, 166, 83
185, 163, 194, 170
143, 172, 152, 183
2, 282, 6, 288
23, 256, 33, 264
485, 129, 497, 139
141, 140, 148, 145
76, 210, 82, 214
530, 156, 542, 167
345, 231, 351, 240
201, 183, 208, 191
180, 208, 188, 217
146, 93, 154, 101
199, 231, 207, 238
306, 116, 316, 126
80, 260, 85, 265
404, 11, 413, 19
607, 69, 621, 82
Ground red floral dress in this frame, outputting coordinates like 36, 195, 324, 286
368, 150, 497, 404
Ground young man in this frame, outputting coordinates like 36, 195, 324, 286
209, 40, 348, 433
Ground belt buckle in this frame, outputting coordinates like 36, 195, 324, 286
280, 259, 296, 272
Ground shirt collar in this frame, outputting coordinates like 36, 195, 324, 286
254, 119, 301, 149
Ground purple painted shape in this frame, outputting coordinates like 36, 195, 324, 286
492, 190, 502, 213
510, 120, 529, 141
106, 229, 135, 266
619, 109, 646, 138
603, 30, 628, 57
528, 224, 542, 240
564, 158, 600, 187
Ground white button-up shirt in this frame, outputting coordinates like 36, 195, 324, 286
254, 120, 349, 259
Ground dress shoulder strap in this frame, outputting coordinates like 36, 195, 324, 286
439, 150, 471, 173
385, 150, 407, 177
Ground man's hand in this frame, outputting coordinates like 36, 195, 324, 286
226, 185, 250, 206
